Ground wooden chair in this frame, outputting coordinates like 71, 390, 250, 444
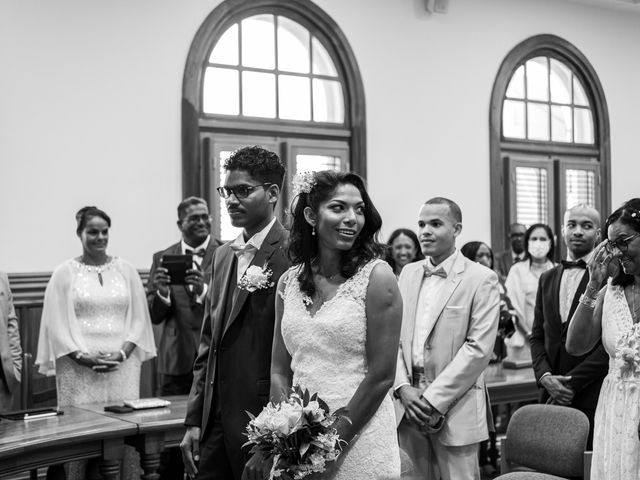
496, 404, 589, 479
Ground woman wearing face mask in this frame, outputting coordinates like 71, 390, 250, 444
504, 224, 557, 363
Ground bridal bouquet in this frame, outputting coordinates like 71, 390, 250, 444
615, 323, 640, 379
244, 386, 345, 480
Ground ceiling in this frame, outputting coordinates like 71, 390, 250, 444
565, 0, 640, 13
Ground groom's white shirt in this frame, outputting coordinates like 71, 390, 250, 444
394, 253, 500, 446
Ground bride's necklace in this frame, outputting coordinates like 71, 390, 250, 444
80, 255, 110, 286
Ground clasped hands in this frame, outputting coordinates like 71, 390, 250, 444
152, 266, 205, 296
398, 385, 443, 433
73, 351, 123, 372
540, 374, 574, 405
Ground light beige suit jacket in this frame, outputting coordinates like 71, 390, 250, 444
394, 254, 499, 446
0, 271, 21, 394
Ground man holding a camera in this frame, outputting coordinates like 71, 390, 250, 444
148, 196, 222, 397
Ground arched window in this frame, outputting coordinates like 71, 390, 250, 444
182, 0, 365, 240
490, 34, 610, 256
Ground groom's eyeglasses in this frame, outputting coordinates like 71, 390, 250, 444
216, 183, 272, 199
607, 233, 640, 253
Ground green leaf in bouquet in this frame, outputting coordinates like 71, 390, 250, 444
246, 410, 257, 421
299, 441, 311, 457
317, 397, 330, 414
303, 388, 310, 406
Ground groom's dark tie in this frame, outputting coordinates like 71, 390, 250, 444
561, 259, 587, 269
185, 248, 205, 258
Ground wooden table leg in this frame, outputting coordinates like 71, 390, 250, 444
140, 452, 161, 480
100, 437, 125, 480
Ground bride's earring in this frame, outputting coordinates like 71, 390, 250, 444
312, 226, 316, 236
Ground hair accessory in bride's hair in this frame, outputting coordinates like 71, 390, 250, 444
292, 171, 317, 196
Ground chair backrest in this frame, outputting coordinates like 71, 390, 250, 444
503, 404, 589, 477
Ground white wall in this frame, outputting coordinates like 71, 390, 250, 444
1, 0, 639, 272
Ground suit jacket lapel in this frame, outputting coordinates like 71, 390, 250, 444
401, 263, 426, 373
201, 241, 217, 270
551, 266, 563, 323
223, 222, 283, 338
212, 245, 235, 348
424, 254, 465, 344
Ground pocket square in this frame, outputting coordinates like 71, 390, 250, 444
445, 305, 464, 310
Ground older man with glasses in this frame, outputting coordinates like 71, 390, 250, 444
147, 196, 222, 480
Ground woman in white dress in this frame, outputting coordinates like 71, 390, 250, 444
36, 206, 156, 479
567, 198, 640, 479
244, 171, 403, 480
505, 223, 556, 363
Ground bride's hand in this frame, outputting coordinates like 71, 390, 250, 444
587, 239, 614, 287
242, 452, 271, 480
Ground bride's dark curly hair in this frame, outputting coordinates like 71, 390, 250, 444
288, 170, 385, 298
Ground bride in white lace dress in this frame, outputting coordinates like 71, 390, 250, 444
243, 171, 402, 480
567, 198, 640, 480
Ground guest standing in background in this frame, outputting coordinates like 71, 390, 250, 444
148, 197, 221, 396
529, 204, 608, 448
385, 228, 425, 278
567, 198, 640, 479
36, 206, 156, 479
460, 241, 516, 363
505, 223, 556, 364
494, 223, 527, 280
394, 198, 500, 480
181, 146, 289, 480
0, 270, 21, 412
147, 196, 221, 480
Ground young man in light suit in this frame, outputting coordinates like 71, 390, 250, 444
181, 146, 288, 480
0, 271, 21, 412
394, 197, 500, 480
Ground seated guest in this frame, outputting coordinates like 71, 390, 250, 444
385, 228, 425, 278
495, 222, 527, 279
36, 206, 156, 479
461, 241, 515, 362
0, 270, 21, 412
530, 204, 608, 448
505, 223, 557, 363
147, 197, 220, 480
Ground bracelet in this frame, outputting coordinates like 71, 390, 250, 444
579, 293, 597, 309
119, 349, 127, 361
74, 351, 84, 361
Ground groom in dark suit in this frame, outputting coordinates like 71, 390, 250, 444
530, 204, 608, 448
181, 146, 288, 480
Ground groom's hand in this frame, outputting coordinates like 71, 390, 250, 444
398, 385, 432, 427
540, 375, 574, 405
180, 426, 200, 479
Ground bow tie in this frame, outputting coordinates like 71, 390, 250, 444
423, 265, 447, 278
513, 256, 524, 264
561, 259, 587, 269
229, 243, 258, 258
185, 249, 206, 258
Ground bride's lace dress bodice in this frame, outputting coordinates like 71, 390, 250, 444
591, 282, 640, 479
281, 259, 400, 480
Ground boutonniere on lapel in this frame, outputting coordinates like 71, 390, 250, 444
239, 264, 274, 292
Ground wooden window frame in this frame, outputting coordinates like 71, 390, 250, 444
489, 34, 610, 253
182, 0, 366, 200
